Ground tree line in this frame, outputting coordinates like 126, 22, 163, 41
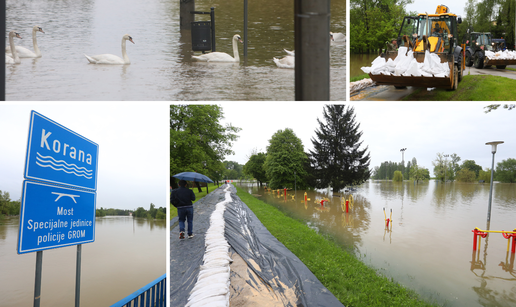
0, 190, 20, 218
372, 153, 516, 183
132, 203, 166, 219
171, 105, 372, 194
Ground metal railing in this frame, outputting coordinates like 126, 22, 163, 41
110, 274, 166, 307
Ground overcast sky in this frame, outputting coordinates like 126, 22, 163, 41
406, 1, 467, 19
220, 101, 514, 174
0, 102, 168, 210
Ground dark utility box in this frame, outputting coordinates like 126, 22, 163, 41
191, 21, 212, 52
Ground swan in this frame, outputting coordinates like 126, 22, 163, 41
330, 32, 346, 44
284, 49, 295, 56
6, 25, 44, 58
192, 34, 243, 62
84, 34, 135, 64
273, 55, 295, 69
5, 31, 22, 64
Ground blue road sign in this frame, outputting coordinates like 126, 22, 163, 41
18, 181, 96, 254
24, 111, 99, 191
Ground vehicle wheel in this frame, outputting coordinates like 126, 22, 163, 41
474, 53, 484, 69
465, 52, 473, 67
394, 86, 407, 89
457, 53, 463, 82
496, 65, 507, 69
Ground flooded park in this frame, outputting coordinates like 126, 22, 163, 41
0, 216, 165, 306
237, 180, 516, 307
5, 0, 345, 100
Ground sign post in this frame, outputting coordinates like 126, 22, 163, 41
19, 111, 98, 307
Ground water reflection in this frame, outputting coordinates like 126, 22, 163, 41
237, 180, 516, 306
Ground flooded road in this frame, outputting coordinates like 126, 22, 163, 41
0, 216, 165, 306
238, 180, 516, 307
350, 53, 378, 78
6, 0, 345, 100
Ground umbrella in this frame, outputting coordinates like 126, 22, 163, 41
173, 172, 214, 193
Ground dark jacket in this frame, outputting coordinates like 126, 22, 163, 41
171, 187, 195, 208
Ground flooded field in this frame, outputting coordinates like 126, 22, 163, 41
237, 180, 516, 307
6, 0, 345, 100
350, 53, 378, 78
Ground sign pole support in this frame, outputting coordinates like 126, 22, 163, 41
75, 244, 82, 307
34, 251, 43, 307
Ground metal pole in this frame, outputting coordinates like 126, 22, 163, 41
75, 244, 82, 307
244, 0, 248, 57
180, 0, 195, 31
487, 152, 496, 222
294, 0, 330, 100
34, 251, 43, 307
1, 0, 6, 101
211, 7, 216, 52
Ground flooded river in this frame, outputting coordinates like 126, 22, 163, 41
0, 216, 165, 306
237, 180, 516, 307
6, 0, 345, 101
350, 53, 378, 78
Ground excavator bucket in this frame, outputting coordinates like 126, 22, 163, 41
368, 53, 456, 89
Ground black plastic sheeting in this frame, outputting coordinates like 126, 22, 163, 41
170, 184, 344, 307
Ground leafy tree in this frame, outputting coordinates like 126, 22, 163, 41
170, 105, 241, 187
461, 160, 482, 178
223, 161, 244, 180
133, 207, 147, 218
264, 128, 308, 190
243, 153, 268, 186
495, 158, 516, 183
485, 104, 516, 113
456, 168, 477, 182
309, 105, 370, 193
409, 163, 429, 184
393, 170, 403, 182
433, 153, 458, 182
478, 168, 492, 183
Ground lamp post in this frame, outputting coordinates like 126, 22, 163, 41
444, 154, 449, 183
400, 148, 407, 164
486, 141, 504, 223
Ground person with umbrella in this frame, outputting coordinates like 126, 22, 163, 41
171, 179, 196, 239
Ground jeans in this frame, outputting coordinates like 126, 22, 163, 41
177, 206, 194, 236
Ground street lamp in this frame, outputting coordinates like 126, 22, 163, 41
486, 141, 504, 223
443, 154, 449, 183
400, 148, 407, 164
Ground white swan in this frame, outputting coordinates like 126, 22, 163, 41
84, 34, 135, 64
192, 34, 243, 62
273, 55, 295, 69
330, 32, 346, 44
284, 49, 295, 56
6, 25, 44, 58
5, 31, 22, 64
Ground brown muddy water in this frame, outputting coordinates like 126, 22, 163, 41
237, 180, 516, 307
350, 53, 379, 78
0, 216, 165, 307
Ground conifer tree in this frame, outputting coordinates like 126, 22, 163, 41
309, 105, 370, 193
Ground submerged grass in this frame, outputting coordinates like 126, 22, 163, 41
235, 186, 439, 307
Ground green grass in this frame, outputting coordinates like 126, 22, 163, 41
235, 186, 439, 307
402, 75, 516, 101
350, 73, 370, 82
506, 67, 516, 72
170, 183, 221, 219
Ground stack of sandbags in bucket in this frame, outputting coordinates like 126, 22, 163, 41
485, 49, 516, 60
361, 47, 450, 77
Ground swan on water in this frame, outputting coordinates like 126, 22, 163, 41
84, 34, 135, 64
192, 34, 243, 62
273, 55, 295, 69
6, 25, 44, 58
330, 32, 346, 44
5, 31, 22, 64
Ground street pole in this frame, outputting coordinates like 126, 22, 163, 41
486, 141, 503, 223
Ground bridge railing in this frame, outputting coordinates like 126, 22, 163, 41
110, 274, 166, 307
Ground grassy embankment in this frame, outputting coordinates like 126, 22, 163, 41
170, 183, 221, 219
234, 186, 439, 307
350, 73, 370, 82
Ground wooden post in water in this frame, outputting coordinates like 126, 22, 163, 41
294, 0, 330, 101
180, 0, 195, 31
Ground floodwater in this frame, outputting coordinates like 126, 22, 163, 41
350, 53, 378, 78
237, 180, 516, 307
0, 216, 165, 307
6, 0, 345, 101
